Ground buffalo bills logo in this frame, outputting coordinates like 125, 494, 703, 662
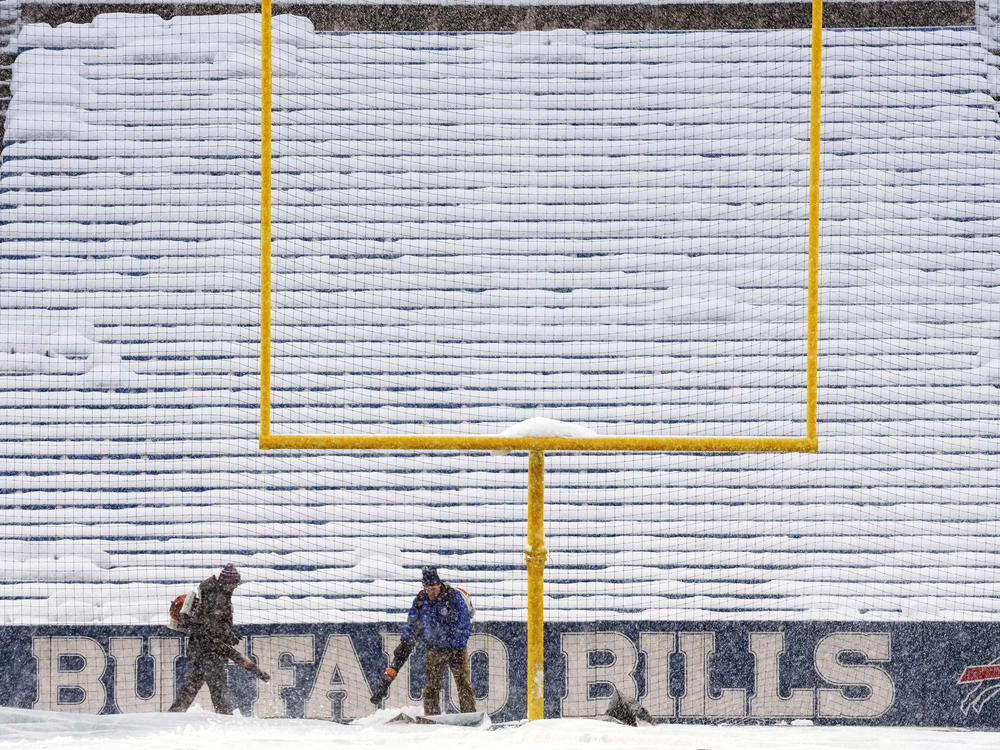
958, 659, 1000, 716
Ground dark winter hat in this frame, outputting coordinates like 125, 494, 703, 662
219, 563, 241, 586
422, 566, 442, 587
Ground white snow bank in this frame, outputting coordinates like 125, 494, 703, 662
491, 417, 599, 455
496, 417, 599, 440
0, 324, 143, 384
0, 707, 999, 750
0, 325, 95, 360
15, 13, 314, 49
3, 541, 113, 583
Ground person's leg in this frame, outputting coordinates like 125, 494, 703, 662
448, 649, 476, 713
169, 656, 206, 712
204, 655, 233, 714
422, 648, 448, 715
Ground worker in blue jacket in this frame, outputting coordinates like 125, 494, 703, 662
370, 566, 475, 714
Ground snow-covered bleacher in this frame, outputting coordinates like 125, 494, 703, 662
1, 15, 998, 625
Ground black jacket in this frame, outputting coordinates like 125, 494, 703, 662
187, 575, 237, 657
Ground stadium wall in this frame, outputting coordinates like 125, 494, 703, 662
4, 621, 1000, 725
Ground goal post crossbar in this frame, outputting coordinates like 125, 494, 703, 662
259, 434, 819, 453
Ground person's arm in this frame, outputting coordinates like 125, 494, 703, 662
371, 597, 422, 704
210, 642, 271, 682
191, 615, 240, 650
399, 595, 423, 645
388, 640, 414, 673
450, 589, 472, 651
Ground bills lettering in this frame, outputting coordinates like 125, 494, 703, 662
560, 630, 894, 719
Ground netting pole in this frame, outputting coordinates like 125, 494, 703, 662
525, 449, 547, 720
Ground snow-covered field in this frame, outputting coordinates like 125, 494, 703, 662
1, 707, 998, 750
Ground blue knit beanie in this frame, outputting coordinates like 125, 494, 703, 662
422, 566, 442, 586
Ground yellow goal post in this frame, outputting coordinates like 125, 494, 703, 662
258, 0, 823, 720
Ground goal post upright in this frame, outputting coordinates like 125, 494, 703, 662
258, 0, 822, 721
260, 0, 273, 444
807, 0, 823, 445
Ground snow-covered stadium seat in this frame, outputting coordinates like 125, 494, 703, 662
0, 15, 998, 625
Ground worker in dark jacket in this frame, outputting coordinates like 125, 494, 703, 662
370, 566, 475, 715
169, 564, 268, 714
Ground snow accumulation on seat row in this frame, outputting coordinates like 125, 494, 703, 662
0, 13, 998, 625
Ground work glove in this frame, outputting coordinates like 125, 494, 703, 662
241, 659, 271, 682
370, 668, 397, 704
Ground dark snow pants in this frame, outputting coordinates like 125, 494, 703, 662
169, 642, 232, 714
423, 647, 475, 715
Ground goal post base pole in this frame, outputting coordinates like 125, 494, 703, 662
525, 449, 547, 721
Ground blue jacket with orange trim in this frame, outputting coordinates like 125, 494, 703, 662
400, 584, 471, 651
